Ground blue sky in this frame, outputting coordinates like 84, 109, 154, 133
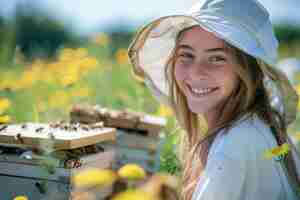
1, 0, 299, 34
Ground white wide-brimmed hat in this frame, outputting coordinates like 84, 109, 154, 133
127, 0, 298, 125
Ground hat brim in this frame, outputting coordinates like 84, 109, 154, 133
128, 14, 298, 125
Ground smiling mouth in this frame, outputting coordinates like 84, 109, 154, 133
187, 85, 219, 98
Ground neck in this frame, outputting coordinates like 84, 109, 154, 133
204, 110, 219, 131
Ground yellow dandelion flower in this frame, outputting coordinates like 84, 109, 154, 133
0, 77, 15, 91
92, 32, 110, 47
60, 73, 79, 87
118, 164, 146, 180
46, 61, 69, 74
72, 168, 118, 188
156, 104, 173, 117
40, 69, 56, 84
79, 57, 98, 72
15, 70, 40, 89
71, 191, 96, 200
0, 98, 11, 114
13, 196, 28, 200
115, 48, 129, 65
66, 61, 82, 73
0, 115, 11, 124
74, 48, 88, 59
111, 189, 158, 200
263, 143, 290, 160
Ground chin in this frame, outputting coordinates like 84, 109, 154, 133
187, 99, 219, 115
187, 102, 208, 114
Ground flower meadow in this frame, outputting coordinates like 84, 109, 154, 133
1, 31, 300, 199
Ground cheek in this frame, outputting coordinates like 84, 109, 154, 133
174, 64, 186, 82
221, 70, 239, 91
174, 64, 188, 92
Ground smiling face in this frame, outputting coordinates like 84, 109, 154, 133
174, 25, 240, 122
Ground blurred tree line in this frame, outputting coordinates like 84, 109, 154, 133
0, 16, 16, 65
14, 4, 80, 61
275, 24, 300, 44
0, 4, 299, 65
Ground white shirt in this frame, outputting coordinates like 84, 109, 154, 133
191, 114, 300, 200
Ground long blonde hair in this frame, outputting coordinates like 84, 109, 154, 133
164, 25, 300, 200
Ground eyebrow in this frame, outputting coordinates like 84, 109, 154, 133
178, 44, 226, 53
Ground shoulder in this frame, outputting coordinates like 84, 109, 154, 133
208, 114, 273, 166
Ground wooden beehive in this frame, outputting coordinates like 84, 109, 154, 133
70, 104, 167, 173
0, 121, 116, 200
0, 121, 116, 150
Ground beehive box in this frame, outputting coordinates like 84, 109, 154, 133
70, 104, 167, 173
0, 122, 116, 200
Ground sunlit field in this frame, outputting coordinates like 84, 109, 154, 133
1, 30, 300, 169
1, 29, 300, 199
0, 32, 182, 175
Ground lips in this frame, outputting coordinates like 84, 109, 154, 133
186, 84, 218, 97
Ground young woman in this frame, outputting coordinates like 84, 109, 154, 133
127, 0, 300, 199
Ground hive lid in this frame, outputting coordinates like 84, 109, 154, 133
0, 122, 116, 151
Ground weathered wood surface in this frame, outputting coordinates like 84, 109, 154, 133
0, 142, 115, 199
115, 129, 159, 151
0, 149, 115, 181
0, 122, 116, 150
70, 104, 167, 137
0, 175, 70, 200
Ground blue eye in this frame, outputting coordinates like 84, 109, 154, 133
209, 56, 226, 63
179, 53, 194, 59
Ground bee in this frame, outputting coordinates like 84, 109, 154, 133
48, 132, 55, 140
15, 133, 24, 144
0, 125, 7, 132
50, 123, 60, 129
81, 125, 90, 131
90, 122, 104, 129
21, 124, 27, 129
36, 127, 45, 133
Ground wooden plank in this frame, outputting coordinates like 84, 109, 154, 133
70, 105, 167, 137
0, 123, 116, 150
0, 149, 116, 181
68, 130, 116, 149
116, 129, 158, 151
100, 142, 157, 158
0, 161, 70, 183
0, 153, 62, 167
0, 147, 115, 168
0, 175, 70, 200
117, 135, 157, 151
71, 149, 116, 173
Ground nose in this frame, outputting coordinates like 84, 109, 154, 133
188, 61, 208, 80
